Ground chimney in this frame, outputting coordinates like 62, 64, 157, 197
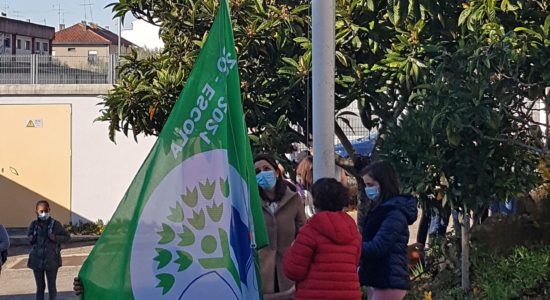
27, 19, 31, 22
1, 12, 6, 17
105, 26, 109, 30
59, 24, 65, 30
89, 22, 97, 29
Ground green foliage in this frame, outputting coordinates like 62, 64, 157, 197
473, 246, 550, 300
408, 241, 550, 299
380, 0, 548, 215
99, 0, 452, 160
65, 220, 105, 235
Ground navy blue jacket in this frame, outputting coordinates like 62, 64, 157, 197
359, 195, 418, 290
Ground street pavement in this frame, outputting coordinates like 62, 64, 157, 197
0, 242, 94, 300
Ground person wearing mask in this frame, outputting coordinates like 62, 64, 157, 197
359, 161, 418, 300
28, 200, 70, 300
254, 154, 306, 300
0, 223, 9, 275
283, 178, 362, 300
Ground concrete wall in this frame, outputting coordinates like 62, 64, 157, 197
108, 44, 132, 56
0, 104, 72, 227
0, 17, 55, 40
0, 85, 156, 224
35, 38, 50, 55
15, 35, 33, 54
52, 45, 110, 68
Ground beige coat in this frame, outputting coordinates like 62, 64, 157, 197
259, 188, 306, 299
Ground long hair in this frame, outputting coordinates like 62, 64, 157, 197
295, 156, 313, 190
360, 161, 400, 203
254, 154, 287, 202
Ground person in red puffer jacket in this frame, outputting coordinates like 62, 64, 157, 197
283, 178, 362, 300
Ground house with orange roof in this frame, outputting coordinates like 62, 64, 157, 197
52, 22, 135, 68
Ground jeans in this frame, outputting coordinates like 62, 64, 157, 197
33, 268, 58, 300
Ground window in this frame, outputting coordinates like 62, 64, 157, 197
88, 50, 98, 65
16, 39, 21, 49
4, 38, 10, 48
67, 47, 76, 52
42, 43, 48, 52
25, 41, 30, 50
36, 42, 40, 51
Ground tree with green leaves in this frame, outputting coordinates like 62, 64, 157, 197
380, 0, 550, 291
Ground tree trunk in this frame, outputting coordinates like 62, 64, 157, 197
461, 211, 471, 292
545, 89, 550, 149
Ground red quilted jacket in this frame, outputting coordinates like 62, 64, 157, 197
283, 211, 362, 300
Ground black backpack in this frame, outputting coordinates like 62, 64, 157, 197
1, 249, 7, 264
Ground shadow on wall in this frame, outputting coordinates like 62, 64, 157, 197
0, 176, 90, 228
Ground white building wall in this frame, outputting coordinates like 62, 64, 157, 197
122, 19, 164, 50
0, 91, 156, 223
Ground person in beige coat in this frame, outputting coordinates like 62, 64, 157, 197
254, 154, 306, 300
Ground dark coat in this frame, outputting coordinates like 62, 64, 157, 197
359, 195, 418, 290
27, 218, 70, 271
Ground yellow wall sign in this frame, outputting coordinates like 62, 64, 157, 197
26, 119, 43, 128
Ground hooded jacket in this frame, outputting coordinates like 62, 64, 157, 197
283, 211, 362, 300
359, 195, 418, 290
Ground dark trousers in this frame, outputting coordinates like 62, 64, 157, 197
33, 268, 58, 300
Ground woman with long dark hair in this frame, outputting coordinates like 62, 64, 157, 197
359, 161, 418, 300
254, 154, 306, 300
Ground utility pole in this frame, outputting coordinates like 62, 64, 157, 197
117, 17, 122, 61
312, 0, 336, 181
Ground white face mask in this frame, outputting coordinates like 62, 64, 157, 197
38, 212, 51, 221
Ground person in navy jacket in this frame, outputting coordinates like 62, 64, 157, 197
359, 161, 418, 300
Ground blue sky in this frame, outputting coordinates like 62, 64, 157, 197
1, 0, 135, 32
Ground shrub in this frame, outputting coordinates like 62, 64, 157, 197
473, 246, 550, 300
65, 220, 105, 235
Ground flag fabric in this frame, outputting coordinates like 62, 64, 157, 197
78, 1, 268, 299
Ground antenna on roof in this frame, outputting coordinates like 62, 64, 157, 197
2, 0, 8, 17
52, 2, 66, 27
79, 0, 94, 22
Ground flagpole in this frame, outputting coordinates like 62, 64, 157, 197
312, 0, 336, 181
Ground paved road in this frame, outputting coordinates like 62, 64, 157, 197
0, 243, 94, 300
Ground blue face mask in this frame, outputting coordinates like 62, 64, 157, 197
256, 171, 277, 190
365, 186, 380, 201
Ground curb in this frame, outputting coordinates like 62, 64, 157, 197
9, 235, 100, 247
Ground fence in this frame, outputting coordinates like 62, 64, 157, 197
0, 54, 117, 84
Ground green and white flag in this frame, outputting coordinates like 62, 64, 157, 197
79, 1, 268, 299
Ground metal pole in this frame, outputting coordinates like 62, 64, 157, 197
312, 0, 336, 182
117, 17, 121, 62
